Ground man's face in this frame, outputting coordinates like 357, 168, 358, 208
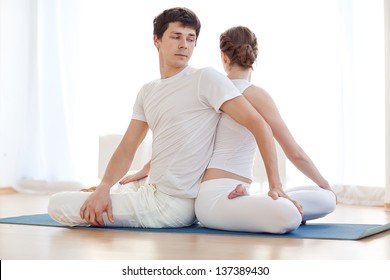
154, 22, 197, 72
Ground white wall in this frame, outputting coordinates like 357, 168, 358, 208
385, 0, 390, 208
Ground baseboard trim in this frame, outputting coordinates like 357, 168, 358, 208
0, 187, 16, 195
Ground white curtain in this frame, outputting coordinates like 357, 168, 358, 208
0, 0, 81, 192
259, 0, 386, 205
0, 0, 386, 204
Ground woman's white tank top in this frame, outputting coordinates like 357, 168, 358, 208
207, 79, 256, 180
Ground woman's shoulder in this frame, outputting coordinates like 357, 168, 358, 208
244, 84, 269, 96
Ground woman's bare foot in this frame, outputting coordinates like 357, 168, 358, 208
228, 184, 249, 199
80, 186, 97, 192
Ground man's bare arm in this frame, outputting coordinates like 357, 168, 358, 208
220, 96, 303, 215
220, 96, 282, 190
80, 119, 149, 226
99, 119, 149, 189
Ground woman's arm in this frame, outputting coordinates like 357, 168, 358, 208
243, 86, 332, 191
220, 96, 304, 215
119, 161, 151, 185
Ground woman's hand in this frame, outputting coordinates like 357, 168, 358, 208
119, 161, 150, 185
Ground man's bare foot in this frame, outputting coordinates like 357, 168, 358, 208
228, 184, 249, 199
80, 186, 97, 192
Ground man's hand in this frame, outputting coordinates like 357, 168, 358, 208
268, 187, 304, 217
80, 186, 114, 226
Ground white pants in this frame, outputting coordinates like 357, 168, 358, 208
48, 179, 196, 228
195, 178, 337, 234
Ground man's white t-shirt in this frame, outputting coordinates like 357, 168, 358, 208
132, 66, 241, 198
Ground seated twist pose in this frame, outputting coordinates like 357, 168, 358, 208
48, 8, 285, 228
122, 26, 336, 233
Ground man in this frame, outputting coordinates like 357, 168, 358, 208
48, 7, 281, 228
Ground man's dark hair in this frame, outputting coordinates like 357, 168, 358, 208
153, 7, 201, 41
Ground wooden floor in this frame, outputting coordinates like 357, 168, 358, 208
0, 191, 390, 260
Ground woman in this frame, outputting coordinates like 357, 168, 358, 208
120, 26, 336, 233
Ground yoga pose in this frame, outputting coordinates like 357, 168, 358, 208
48, 8, 285, 228
122, 26, 336, 233
195, 26, 336, 233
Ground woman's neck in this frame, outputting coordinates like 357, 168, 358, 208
226, 67, 251, 81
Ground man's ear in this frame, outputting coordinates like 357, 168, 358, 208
153, 35, 160, 49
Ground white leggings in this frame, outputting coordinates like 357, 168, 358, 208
195, 178, 337, 234
48, 178, 196, 228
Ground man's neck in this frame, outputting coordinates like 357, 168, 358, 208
160, 65, 188, 79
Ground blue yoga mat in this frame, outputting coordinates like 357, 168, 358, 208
0, 213, 389, 240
